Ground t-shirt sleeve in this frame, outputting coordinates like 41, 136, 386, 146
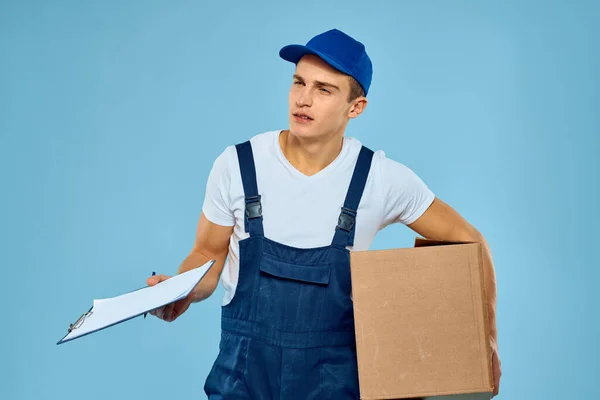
201, 146, 236, 226
379, 153, 436, 226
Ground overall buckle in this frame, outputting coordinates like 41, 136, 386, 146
245, 195, 262, 219
337, 207, 356, 232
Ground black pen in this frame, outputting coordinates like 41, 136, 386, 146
144, 271, 156, 319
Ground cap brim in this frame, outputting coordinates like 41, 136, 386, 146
279, 45, 352, 76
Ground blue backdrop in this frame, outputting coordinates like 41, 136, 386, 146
1, 1, 598, 399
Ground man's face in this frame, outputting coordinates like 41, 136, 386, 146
288, 54, 365, 140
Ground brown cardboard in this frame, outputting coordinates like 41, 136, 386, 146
350, 238, 493, 400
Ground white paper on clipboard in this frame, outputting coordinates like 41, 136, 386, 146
57, 260, 215, 344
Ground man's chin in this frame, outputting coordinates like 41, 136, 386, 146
289, 122, 317, 138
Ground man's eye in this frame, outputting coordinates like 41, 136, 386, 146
319, 88, 330, 94
293, 81, 302, 85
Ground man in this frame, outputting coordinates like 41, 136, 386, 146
148, 28, 502, 399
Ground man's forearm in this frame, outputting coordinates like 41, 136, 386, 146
177, 251, 226, 303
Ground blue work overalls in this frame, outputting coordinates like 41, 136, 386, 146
204, 140, 374, 399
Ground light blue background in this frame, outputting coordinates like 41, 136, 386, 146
1, 1, 598, 399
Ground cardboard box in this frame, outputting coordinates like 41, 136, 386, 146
350, 238, 494, 400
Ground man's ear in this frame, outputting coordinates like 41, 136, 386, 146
348, 97, 368, 119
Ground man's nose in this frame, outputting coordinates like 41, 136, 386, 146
296, 87, 312, 107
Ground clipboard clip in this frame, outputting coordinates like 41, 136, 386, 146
68, 310, 93, 333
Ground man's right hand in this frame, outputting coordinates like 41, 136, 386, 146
145, 212, 234, 322
146, 274, 195, 322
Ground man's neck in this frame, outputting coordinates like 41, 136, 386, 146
279, 130, 344, 177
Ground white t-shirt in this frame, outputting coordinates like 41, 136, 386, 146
202, 130, 436, 306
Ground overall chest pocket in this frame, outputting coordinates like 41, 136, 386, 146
255, 254, 331, 332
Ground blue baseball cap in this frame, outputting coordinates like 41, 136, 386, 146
279, 29, 373, 96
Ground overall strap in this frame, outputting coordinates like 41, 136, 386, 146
331, 146, 374, 248
235, 141, 264, 237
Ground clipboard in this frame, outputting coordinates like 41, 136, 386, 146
57, 260, 215, 345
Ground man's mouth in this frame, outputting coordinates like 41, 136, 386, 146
293, 113, 313, 121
